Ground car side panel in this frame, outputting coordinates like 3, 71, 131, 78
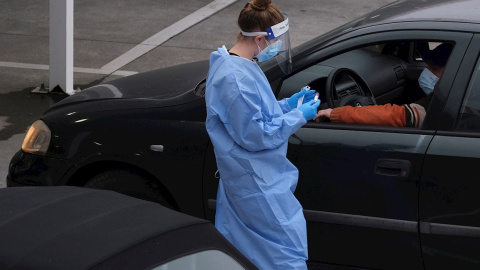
203, 142, 220, 222
267, 30, 473, 268
420, 36, 480, 269
420, 135, 480, 269
41, 99, 210, 218
289, 126, 429, 269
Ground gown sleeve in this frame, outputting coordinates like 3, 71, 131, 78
278, 98, 292, 114
222, 76, 306, 152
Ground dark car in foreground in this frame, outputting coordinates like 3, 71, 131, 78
8, 0, 480, 269
0, 186, 258, 270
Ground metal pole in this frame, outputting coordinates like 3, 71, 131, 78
49, 0, 74, 95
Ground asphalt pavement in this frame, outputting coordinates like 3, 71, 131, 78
0, 0, 395, 187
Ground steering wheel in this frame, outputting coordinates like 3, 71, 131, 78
325, 68, 376, 108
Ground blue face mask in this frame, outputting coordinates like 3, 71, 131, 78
418, 68, 439, 95
256, 38, 282, 62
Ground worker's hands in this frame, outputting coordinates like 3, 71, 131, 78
314, 108, 333, 122
287, 88, 316, 109
298, 100, 321, 121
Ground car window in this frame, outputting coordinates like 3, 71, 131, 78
456, 56, 480, 132
150, 250, 245, 270
279, 39, 454, 129
413, 42, 444, 62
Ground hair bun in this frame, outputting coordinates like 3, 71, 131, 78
250, 0, 271, 11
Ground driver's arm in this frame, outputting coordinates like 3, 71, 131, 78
314, 103, 425, 127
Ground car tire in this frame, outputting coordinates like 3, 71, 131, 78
84, 169, 175, 209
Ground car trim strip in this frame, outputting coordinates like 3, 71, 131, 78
420, 222, 480, 237
208, 199, 417, 232
303, 209, 418, 232
209, 200, 480, 236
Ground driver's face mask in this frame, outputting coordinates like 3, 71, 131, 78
418, 68, 439, 95
256, 37, 283, 62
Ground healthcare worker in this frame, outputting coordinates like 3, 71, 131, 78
205, 0, 320, 269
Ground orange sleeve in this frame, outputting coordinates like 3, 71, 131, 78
329, 104, 406, 127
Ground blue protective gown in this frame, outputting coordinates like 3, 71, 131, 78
205, 46, 308, 270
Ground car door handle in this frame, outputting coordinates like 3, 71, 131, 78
375, 159, 411, 177
150, 145, 164, 152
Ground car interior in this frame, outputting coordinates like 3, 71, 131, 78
278, 40, 455, 127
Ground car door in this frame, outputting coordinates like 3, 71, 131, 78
280, 31, 472, 269
419, 34, 480, 270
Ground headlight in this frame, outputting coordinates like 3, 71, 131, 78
22, 120, 51, 155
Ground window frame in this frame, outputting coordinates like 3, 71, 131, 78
455, 52, 480, 133
275, 30, 473, 134
438, 34, 480, 133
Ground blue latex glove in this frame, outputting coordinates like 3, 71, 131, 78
287, 88, 316, 109
298, 99, 321, 121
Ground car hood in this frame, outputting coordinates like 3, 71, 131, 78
48, 60, 209, 111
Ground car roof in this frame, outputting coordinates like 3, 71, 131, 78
0, 187, 257, 270
287, 0, 480, 65
355, 0, 480, 27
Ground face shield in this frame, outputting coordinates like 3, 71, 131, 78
241, 15, 292, 74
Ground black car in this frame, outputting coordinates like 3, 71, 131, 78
0, 186, 258, 270
8, 0, 480, 269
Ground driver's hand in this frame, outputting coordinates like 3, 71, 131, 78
314, 108, 333, 122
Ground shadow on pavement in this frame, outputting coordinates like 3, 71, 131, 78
0, 88, 65, 141
0, 77, 107, 141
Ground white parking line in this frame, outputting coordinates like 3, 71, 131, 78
101, 0, 238, 73
0, 61, 138, 77
0, 61, 49, 71
0, 0, 237, 77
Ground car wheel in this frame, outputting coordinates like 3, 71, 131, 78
84, 169, 176, 209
